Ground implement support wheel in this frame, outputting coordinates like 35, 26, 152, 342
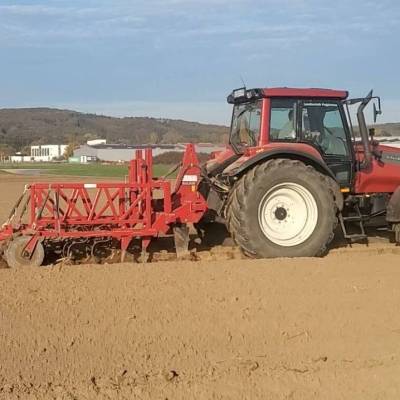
5, 236, 45, 268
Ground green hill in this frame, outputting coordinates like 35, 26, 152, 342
374, 123, 400, 137
0, 108, 229, 154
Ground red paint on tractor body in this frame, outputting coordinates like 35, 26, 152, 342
221, 142, 324, 176
263, 87, 348, 99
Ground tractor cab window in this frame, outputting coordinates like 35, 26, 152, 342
230, 101, 261, 149
270, 99, 297, 141
301, 102, 349, 157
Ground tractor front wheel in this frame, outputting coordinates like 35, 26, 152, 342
5, 236, 45, 268
226, 159, 337, 258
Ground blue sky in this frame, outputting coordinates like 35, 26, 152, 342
0, 0, 399, 124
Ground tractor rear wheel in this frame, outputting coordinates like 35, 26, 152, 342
5, 236, 45, 268
226, 159, 337, 258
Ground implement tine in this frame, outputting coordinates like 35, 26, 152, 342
36, 186, 51, 220
19, 193, 31, 223
7, 186, 28, 223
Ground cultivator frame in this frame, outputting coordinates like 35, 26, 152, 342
0, 144, 207, 266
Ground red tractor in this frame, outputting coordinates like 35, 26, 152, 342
1, 86, 400, 266
198, 87, 400, 258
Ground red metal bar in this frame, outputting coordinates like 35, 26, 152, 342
88, 188, 101, 221
145, 148, 153, 181
129, 158, 137, 184
260, 98, 270, 146
119, 187, 125, 217
145, 148, 152, 227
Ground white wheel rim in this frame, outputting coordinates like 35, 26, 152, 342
258, 182, 318, 247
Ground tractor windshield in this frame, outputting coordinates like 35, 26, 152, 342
230, 100, 262, 150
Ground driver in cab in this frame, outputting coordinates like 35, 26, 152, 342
278, 110, 296, 139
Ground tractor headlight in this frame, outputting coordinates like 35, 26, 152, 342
233, 88, 246, 98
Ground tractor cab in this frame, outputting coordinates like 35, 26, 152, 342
225, 87, 382, 190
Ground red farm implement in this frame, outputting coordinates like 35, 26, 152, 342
0, 144, 207, 267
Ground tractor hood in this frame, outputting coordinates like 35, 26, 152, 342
355, 141, 400, 193
354, 139, 400, 165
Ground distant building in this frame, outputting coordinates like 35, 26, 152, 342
10, 152, 31, 163
192, 143, 227, 154
69, 154, 98, 164
73, 140, 226, 163
375, 136, 400, 148
30, 144, 68, 161
10, 144, 68, 162
73, 143, 181, 163
86, 139, 107, 146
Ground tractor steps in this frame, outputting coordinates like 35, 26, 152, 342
339, 205, 368, 241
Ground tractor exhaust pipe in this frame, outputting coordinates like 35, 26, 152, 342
357, 90, 373, 168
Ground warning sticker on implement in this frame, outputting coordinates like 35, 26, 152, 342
182, 175, 198, 185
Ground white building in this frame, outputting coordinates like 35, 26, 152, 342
73, 140, 226, 163
375, 136, 400, 148
9, 152, 30, 163
10, 144, 68, 163
30, 144, 68, 162
86, 139, 107, 146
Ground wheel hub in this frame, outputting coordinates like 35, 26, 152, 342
258, 182, 318, 247
274, 206, 287, 221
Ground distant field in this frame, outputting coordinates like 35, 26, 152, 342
0, 162, 172, 178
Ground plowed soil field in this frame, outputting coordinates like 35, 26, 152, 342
1, 173, 400, 399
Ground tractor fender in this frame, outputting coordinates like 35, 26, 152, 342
226, 149, 335, 180
386, 186, 400, 222
226, 149, 344, 211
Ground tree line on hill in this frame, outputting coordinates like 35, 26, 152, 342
0, 107, 399, 158
0, 108, 229, 157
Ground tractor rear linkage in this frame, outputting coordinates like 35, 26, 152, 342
0, 144, 207, 266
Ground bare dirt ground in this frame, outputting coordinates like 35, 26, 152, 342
1, 173, 400, 399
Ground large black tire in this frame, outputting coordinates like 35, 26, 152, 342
5, 236, 45, 268
226, 159, 337, 258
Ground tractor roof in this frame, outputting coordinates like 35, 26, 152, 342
263, 87, 349, 99
227, 87, 349, 104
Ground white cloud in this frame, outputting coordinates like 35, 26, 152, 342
1, 0, 398, 47
0, 4, 98, 17
0, 0, 399, 116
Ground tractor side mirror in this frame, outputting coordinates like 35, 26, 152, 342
373, 100, 382, 123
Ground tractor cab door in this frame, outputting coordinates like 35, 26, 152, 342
299, 100, 354, 188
